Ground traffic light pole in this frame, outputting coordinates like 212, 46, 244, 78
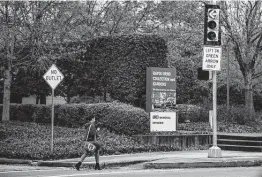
208, 71, 222, 158
208, 0, 222, 158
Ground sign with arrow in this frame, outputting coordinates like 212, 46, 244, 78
208, 9, 219, 19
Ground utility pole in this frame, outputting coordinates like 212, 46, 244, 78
227, 42, 230, 112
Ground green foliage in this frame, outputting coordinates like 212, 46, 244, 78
0, 104, 38, 122
11, 70, 50, 102
79, 34, 168, 107
178, 122, 212, 133
176, 104, 209, 123
217, 84, 245, 105
178, 121, 262, 134
217, 105, 262, 127
0, 121, 181, 160
1, 119, 261, 160
0, 103, 150, 135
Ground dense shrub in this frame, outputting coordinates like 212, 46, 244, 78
0, 104, 40, 122
217, 104, 262, 126
79, 34, 168, 107
177, 121, 261, 133
1, 120, 261, 160
0, 121, 182, 160
0, 102, 150, 135
177, 104, 262, 126
176, 104, 209, 123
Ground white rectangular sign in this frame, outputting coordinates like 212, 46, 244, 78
203, 46, 222, 71
150, 112, 176, 131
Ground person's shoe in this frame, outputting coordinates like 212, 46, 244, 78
95, 163, 102, 170
74, 162, 81, 171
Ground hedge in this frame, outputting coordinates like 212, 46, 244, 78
0, 102, 150, 135
0, 121, 186, 160
77, 34, 168, 107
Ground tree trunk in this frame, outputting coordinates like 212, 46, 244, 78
103, 91, 107, 102
36, 95, 40, 104
66, 95, 71, 103
2, 69, 12, 121
40, 94, 46, 104
244, 71, 254, 120
2, 2, 15, 121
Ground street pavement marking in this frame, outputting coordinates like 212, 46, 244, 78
44, 168, 262, 177
0, 168, 70, 174
43, 169, 190, 177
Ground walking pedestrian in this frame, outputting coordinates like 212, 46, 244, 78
74, 117, 102, 170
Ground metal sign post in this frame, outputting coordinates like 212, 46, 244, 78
208, 70, 222, 158
51, 88, 54, 154
43, 64, 64, 154
203, 0, 222, 158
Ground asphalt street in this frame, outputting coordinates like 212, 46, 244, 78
0, 165, 261, 177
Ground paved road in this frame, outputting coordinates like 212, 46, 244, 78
0, 165, 261, 177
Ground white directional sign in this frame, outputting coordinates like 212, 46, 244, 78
43, 64, 64, 89
202, 46, 222, 71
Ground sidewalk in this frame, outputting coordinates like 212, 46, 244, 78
143, 150, 262, 169
1, 150, 262, 169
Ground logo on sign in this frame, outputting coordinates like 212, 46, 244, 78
153, 115, 159, 119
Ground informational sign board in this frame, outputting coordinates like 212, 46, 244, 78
146, 67, 177, 132
146, 67, 176, 113
150, 112, 176, 131
202, 46, 222, 71
43, 64, 64, 90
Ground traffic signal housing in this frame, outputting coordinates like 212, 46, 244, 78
197, 67, 210, 81
204, 4, 221, 46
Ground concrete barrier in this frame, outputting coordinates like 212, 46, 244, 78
133, 134, 212, 149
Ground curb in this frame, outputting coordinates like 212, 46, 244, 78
37, 160, 148, 168
0, 158, 33, 165
143, 159, 262, 169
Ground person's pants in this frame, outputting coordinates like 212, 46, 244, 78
92, 141, 101, 152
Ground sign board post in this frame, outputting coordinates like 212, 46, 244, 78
203, 1, 222, 158
43, 64, 64, 154
209, 110, 213, 129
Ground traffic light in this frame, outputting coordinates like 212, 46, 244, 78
204, 4, 221, 46
197, 67, 209, 81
